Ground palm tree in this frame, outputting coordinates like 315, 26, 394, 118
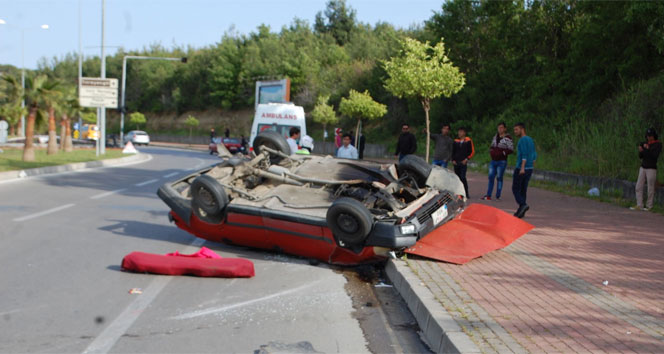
39, 78, 62, 155
22, 75, 58, 161
1, 75, 26, 136
57, 87, 81, 152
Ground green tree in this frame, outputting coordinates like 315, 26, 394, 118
383, 38, 465, 161
129, 112, 146, 130
1, 75, 27, 136
310, 95, 338, 142
314, 0, 357, 46
338, 89, 386, 145
56, 86, 81, 152
184, 115, 199, 141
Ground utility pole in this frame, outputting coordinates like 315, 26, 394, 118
97, 0, 106, 156
78, 0, 83, 133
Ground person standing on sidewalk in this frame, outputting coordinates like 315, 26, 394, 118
395, 123, 417, 161
631, 128, 661, 211
482, 122, 514, 201
452, 127, 475, 198
512, 122, 537, 218
429, 124, 453, 168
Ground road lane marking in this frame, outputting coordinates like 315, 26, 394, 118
163, 172, 178, 178
12, 203, 75, 222
134, 179, 158, 187
172, 281, 320, 320
90, 188, 127, 200
82, 238, 206, 354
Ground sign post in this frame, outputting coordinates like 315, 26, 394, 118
79, 77, 118, 155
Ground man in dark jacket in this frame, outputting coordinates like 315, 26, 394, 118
429, 124, 453, 168
631, 128, 661, 211
482, 122, 514, 201
452, 127, 475, 198
395, 123, 417, 161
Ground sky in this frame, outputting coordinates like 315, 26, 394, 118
0, 0, 443, 70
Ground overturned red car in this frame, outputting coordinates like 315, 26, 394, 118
159, 131, 532, 265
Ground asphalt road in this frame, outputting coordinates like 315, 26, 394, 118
0, 147, 427, 354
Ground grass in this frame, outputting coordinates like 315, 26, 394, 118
0, 148, 126, 172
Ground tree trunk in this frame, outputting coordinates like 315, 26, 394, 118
422, 98, 431, 162
60, 115, 67, 151
47, 106, 58, 155
354, 119, 361, 147
10, 125, 15, 136
23, 107, 37, 162
63, 114, 73, 152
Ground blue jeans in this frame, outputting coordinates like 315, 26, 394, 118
432, 159, 448, 168
512, 168, 533, 207
486, 160, 507, 198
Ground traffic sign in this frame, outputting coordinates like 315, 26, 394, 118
79, 77, 118, 108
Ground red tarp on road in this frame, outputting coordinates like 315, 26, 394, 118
405, 204, 534, 264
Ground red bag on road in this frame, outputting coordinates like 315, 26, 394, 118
121, 250, 255, 278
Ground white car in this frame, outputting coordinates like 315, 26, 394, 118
125, 130, 150, 146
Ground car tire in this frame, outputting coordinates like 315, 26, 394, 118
326, 197, 373, 246
191, 175, 228, 216
397, 154, 432, 187
192, 199, 225, 224
253, 131, 291, 164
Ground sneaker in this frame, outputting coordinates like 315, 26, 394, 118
629, 206, 644, 211
495, 197, 501, 201
481, 195, 491, 201
515, 204, 529, 218
642, 207, 650, 211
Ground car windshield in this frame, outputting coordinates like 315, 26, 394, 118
223, 138, 241, 144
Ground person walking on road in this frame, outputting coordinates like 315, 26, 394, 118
429, 124, 453, 168
512, 122, 537, 218
286, 127, 301, 155
337, 133, 358, 159
482, 122, 514, 201
452, 127, 475, 198
210, 128, 216, 142
631, 128, 661, 211
334, 128, 343, 155
224, 128, 230, 138
395, 123, 417, 161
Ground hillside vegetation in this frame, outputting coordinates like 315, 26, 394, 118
3, 0, 663, 182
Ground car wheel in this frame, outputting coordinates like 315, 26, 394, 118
253, 131, 291, 164
326, 197, 373, 246
397, 154, 432, 188
192, 199, 225, 224
191, 175, 228, 216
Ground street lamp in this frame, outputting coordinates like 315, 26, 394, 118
0, 19, 49, 137
119, 56, 187, 144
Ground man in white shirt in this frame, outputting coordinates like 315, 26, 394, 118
336, 133, 358, 159
286, 127, 300, 155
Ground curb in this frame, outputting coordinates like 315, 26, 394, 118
150, 142, 209, 152
385, 259, 480, 354
0, 153, 150, 183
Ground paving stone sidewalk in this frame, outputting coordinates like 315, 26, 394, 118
405, 171, 664, 353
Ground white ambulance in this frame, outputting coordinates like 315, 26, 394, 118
249, 103, 307, 150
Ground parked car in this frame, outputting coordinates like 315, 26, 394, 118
209, 137, 246, 155
124, 130, 150, 146
159, 131, 532, 265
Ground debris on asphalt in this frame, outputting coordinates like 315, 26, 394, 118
128, 288, 143, 294
602, 280, 609, 286
375, 281, 393, 288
